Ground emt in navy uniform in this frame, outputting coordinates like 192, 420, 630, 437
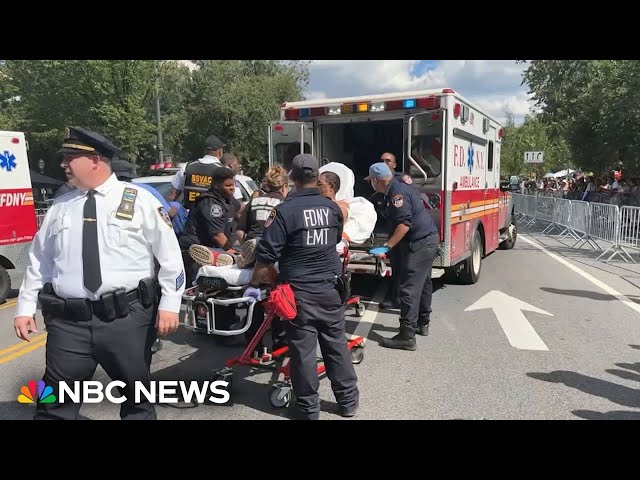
13, 127, 186, 420
244, 154, 359, 420
367, 162, 439, 351
178, 167, 239, 286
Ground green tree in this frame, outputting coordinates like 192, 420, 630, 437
521, 60, 640, 175
182, 60, 309, 178
501, 110, 572, 178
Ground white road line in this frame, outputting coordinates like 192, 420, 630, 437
519, 234, 640, 316
348, 282, 388, 344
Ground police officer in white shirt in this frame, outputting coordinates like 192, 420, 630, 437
170, 134, 225, 209
13, 127, 186, 420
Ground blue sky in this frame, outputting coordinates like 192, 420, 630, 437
304, 60, 534, 125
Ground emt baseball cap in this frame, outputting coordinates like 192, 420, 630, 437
364, 162, 393, 181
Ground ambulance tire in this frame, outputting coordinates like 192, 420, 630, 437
0, 266, 10, 304
459, 229, 482, 285
499, 215, 517, 250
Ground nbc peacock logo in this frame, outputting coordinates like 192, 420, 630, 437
18, 380, 56, 404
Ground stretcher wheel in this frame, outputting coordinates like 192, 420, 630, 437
214, 369, 234, 393
355, 302, 366, 317
269, 383, 292, 408
350, 346, 364, 364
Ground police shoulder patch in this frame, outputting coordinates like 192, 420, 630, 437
210, 203, 223, 218
264, 209, 277, 228
392, 193, 404, 208
158, 207, 172, 227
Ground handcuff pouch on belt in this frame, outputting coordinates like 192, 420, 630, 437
138, 278, 157, 308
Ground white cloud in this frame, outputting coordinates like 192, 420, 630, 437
306, 60, 535, 124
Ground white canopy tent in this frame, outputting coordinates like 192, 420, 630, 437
553, 168, 576, 178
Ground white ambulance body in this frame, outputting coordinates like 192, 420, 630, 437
268, 88, 517, 284
0, 131, 37, 302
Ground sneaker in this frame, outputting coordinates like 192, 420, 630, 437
189, 245, 234, 267
237, 239, 258, 269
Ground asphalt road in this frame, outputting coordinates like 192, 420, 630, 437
2, 229, 640, 420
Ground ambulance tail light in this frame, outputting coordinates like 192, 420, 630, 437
498, 128, 503, 139
453, 103, 461, 118
370, 102, 385, 112
442, 88, 455, 94
11, 137, 19, 144
416, 96, 440, 109
299, 108, 311, 118
403, 99, 416, 109
274, 124, 284, 131
327, 106, 342, 115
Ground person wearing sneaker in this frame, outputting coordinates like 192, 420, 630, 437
177, 167, 239, 286
245, 154, 359, 420
366, 162, 439, 350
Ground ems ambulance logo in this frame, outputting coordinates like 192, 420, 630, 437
0, 150, 17, 172
467, 145, 475, 173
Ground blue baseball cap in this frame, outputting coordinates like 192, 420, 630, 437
364, 162, 393, 181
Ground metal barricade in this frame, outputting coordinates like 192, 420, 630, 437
535, 196, 556, 227
543, 197, 570, 236
617, 206, 640, 262
582, 203, 632, 262
567, 200, 595, 249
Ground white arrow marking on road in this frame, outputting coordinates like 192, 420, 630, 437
465, 290, 553, 351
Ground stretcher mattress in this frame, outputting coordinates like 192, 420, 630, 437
196, 243, 350, 287
196, 265, 258, 286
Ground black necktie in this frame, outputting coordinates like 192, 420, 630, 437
83, 189, 102, 293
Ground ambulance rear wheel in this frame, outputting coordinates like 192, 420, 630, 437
0, 267, 10, 304
459, 229, 482, 285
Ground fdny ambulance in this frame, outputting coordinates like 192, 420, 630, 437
0, 131, 37, 302
268, 88, 517, 284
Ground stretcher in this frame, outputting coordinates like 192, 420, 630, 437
180, 245, 370, 408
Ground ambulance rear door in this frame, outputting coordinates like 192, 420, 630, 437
268, 121, 314, 172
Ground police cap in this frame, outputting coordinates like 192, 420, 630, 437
111, 157, 136, 179
58, 127, 122, 159
205, 134, 226, 150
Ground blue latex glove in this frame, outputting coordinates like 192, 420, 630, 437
369, 246, 390, 256
244, 287, 261, 303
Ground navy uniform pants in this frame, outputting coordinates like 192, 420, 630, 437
35, 300, 157, 420
286, 282, 359, 420
396, 235, 439, 329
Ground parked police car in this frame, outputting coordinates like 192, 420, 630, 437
133, 163, 257, 205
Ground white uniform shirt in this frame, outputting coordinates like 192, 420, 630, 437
16, 174, 186, 317
170, 155, 222, 191
233, 176, 244, 201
